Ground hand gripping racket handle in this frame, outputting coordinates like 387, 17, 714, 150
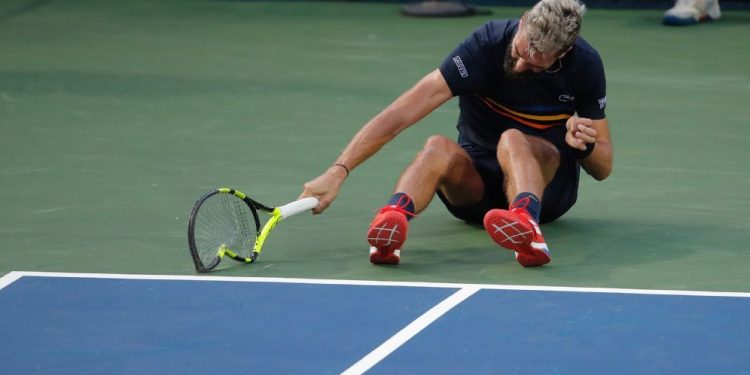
278, 197, 319, 219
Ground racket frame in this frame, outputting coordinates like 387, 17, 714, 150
188, 188, 266, 272
188, 187, 316, 273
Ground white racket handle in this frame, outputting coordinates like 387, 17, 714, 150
278, 197, 319, 219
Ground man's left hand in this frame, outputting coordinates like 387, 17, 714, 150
565, 116, 597, 151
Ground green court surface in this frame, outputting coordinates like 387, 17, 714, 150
1, 0, 748, 291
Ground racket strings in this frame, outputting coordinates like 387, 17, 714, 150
195, 194, 256, 263
234, 198, 254, 250
219, 194, 255, 256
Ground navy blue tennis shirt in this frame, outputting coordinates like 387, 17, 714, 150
439, 19, 607, 152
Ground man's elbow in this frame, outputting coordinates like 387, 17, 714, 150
586, 144, 613, 181
589, 164, 612, 181
591, 170, 611, 181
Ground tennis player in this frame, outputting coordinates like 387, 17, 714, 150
299, 0, 613, 267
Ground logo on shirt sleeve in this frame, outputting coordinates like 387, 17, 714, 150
598, 96, 607, 109
452, 56, 469, 78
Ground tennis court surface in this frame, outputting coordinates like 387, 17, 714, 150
2, 272, 748, 374
2, 0, 749, 373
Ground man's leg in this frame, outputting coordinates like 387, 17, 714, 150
497, 129, 561, 200
368, 135, 485, 264
663, 0, 721, 26
484, 129, 561, 267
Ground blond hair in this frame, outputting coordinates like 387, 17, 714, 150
523, 0, 586, 57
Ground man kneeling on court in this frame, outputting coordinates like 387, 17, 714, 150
299, 0, 613, 267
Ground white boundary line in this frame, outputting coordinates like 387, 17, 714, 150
0, 271, 24, 290
341, 286, 480, 375
2, 271, 749, 298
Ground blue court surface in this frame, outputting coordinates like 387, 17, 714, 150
1, 272, 748, 374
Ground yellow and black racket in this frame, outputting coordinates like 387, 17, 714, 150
187, 188, 318, 273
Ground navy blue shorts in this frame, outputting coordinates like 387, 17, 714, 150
437, 136, 580, 224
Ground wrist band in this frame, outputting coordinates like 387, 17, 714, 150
333, 163, 350, 176
569, 142, 595, 159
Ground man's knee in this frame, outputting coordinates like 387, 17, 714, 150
416, 135, 462, 166
499, 130, 558, 158
497, 129, 527, 158
497, 129, 529, 149
423, 134, 455, 151
498, 129, 560, 174
419, 135, 457, 161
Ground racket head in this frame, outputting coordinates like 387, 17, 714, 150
187, 188, 261, 272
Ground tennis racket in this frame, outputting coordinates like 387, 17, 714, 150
187, 187, 319, 273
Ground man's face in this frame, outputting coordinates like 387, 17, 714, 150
503, 28, 561, 79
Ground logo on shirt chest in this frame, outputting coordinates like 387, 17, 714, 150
558, 94, 576, 103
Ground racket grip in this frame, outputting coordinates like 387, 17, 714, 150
278, 197, 319, 219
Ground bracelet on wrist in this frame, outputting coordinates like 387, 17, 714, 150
333, 163, 350, 176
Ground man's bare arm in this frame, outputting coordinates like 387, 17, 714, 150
300, 69, 454, 213
566, 117, 613, 181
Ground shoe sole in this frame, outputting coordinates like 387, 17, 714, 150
367, 211, 407, 265
483, 209, 534, 253
369, 246, 401, 265
484, 209, 551, 267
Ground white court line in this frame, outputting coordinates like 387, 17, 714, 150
0, 271, 24, 290
2, 271, 749, 298
341, 286, 480, 375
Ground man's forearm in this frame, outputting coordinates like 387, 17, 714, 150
580, 140, 613, 181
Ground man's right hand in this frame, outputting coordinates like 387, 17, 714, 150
298, 164, 349, 214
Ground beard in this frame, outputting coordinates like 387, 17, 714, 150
503, 42, 533, 80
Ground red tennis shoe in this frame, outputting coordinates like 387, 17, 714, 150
367, 207, 410, 265
483, 208, 551, 267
